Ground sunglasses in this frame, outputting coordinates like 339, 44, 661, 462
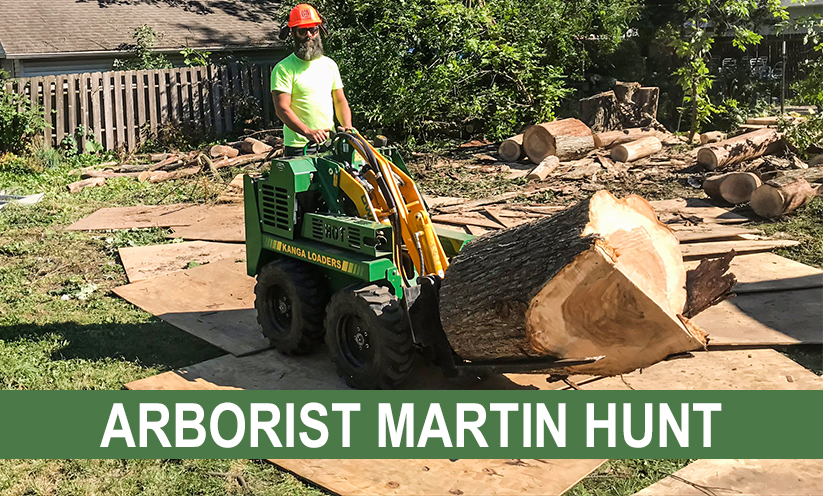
295, 26, 320, 36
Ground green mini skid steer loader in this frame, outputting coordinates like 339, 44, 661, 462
244, 131, 598, 389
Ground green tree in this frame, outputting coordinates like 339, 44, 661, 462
665, 0, 787, 142
0, 70, 46, 154
113, 25, 173, 70
305, 0, 639, 142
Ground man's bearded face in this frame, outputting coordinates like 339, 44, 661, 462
294, 30, 324, 61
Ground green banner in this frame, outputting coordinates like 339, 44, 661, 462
0, 391, 819, 458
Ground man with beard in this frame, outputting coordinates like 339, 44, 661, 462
272, 4, 352, 156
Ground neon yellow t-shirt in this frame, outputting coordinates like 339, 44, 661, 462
271, 53, 344, 147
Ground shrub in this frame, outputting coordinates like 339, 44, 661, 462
0, 71, 46, 155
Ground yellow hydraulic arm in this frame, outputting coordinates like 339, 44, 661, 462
335, 131, 449, 281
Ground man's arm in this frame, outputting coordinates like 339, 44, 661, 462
332, 89, 352, 130
272, 90, 329, 144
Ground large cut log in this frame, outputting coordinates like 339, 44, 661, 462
238, 137, 273, 155
610, 136, 662, 162
523, 118, 593, 164
593, 128, 659, 148
439, 190, 711, 376
210, 145, 240, 159
703, 172, 762, 205
498, 134, 524, 162
579, 91, 620, 132
696, 129, 783, 171
750, 176, 819, 218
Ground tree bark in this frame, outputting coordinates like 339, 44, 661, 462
593, 128, 659, 148
498, 134, 524, 162
696, 129, 784, 171
579, 91, 620, 132
702, 172, 762, 205
699, 131, 726, 145
523, 118, 593, 164
554, 135, 595, 160
610, 136, 663, 162
439, 190, 709, 377
750, 176, 819, 218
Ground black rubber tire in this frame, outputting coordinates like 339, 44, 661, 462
254, 258, 326, 355
324, 284, 415, 389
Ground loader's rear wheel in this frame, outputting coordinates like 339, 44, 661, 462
324, 284, 415, 389
255, 259, 326, 355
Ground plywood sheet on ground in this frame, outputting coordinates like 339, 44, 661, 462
169, 203, 244, 242
692, 288, 823, 346
635, 459, 823, 495
679, 239, 799, 260
113, 258, 268, 356
126, 347, 583, 392
270, 458, 607, 496
118, 241, 247, 282
672, 225, 760, 243
66, 204, 215, 231
649, 198, 749, 224
573, 349, 823, 390
685, 252, 823, 293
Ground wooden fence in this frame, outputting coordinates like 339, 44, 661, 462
4, 64, 278, 152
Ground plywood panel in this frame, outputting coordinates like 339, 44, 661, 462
118, 241, 246, 282
113, 258, 267, 356
649, 198, 750, 224
575, 349, 823, 390
635, 459, 823, 495
685, 252, 822, 293
679, 239, 799, 260
168, 204, 245, 242
693, 288, 823, 346
66, 203, 239, 231
672, 225, 760, 243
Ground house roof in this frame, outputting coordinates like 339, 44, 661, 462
0, 0, 285, 58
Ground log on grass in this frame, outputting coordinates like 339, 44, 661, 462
67, 177, 106, 193
696, 128, 783, 171
702, 172, 761, 205
209, 145, 240, 159
527, 156, 560, 181
750, 176, 819, 218
523, 118, 593, 164
498, 134, 525, 162
610, 136, 662, 162
239, 137, 272, 155
439, 190, 711, 376
593, 128, 659, 148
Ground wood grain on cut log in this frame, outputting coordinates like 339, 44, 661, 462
593, 128, 659, 148
696, 129, 783, 171
498, 134, 524, 162
527, 156, 560, 181
579, 91, 620, 132
523, 118, 593, 164
703, 172, 762, 205
439, 190, 709, 377
610, 136, 662, 162
750, 176, 818, 218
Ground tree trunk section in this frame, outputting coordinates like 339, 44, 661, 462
703, 172, 762, 205
610, 136, 662, 162
593, 128, 659, 148
523, 118, 592, 164
527, 156, 560, 181
210, 145, 240, 159
498, 134, 524, 162
750, 176, 818, 218
239, 137, 273, 155
699, 131, 726, 145
439, 191, 709, 377
696, 129, 783, 171
554, 135, 595, 160
579, 91, 620, 132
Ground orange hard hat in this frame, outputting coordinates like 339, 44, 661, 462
288, 4, 322, 28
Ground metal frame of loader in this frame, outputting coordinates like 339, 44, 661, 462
244, 139, 600, 389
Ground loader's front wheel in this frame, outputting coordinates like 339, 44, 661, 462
325, 284, 414, 389
255, 259, 326, 355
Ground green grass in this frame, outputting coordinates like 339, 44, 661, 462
757, 196, 823, 269
566, 460, 694, 496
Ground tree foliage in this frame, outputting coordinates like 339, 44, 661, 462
306, 0, 639, 142
0, 71, 46, 155
113, 25, 173, 70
